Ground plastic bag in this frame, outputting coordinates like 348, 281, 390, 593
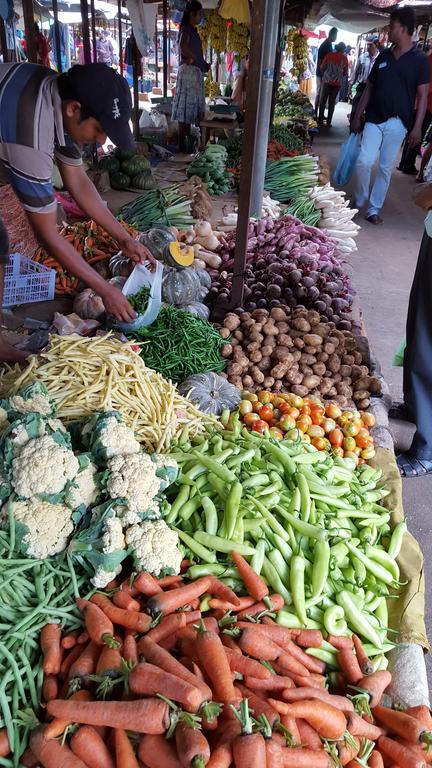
393, 338, 406, 367
332, 133, 362, 186
115, 260, 163, 332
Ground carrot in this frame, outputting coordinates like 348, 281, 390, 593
205, 577, 241, 607
347, 712, 385, 740
77, 632, 89, 645
96, 645, 122, 677
230, 551, 269, 601
278, 748, 330, 767
47, 698, 170, 734
236, 623, 293, 648
277, 700, 347, 740
42, 674, 59, 702
296, 718, 323, 750
282, 687, 354, 713
146, 578, 212, 616
90, 594, 151, 633
208, 598, 255, 613
41, 623, 62, 675
237, 684, 279, 727
245, 675, 293, 692
138, 734, 182, 768
232, 731, 266, 768
114, 729, 140, 768
76, 599, 116, 647
0, 729, 10, 757
122, 633, 138, 666
224, 647, 272, 679
338, 647, 363, 685
129, 662, 206, 713
19, 748, 38, 768
373, 706, 430, 744
291, 629, 323, 648
185, 611, 203, 625
112, 591, 141, 611
276, 652, 311, 678
358, 671, 392, 708
136, 636, 212, 702
175, 722, 210, 768
237, 593, 284, 619
62, 632, 79, 650
378, 735, 426, 768
352, 635, 374, 676
291, 674, 326, 689
283, 640, 325, 675
338, 738, 361, 767
70, 726, 115, 768
68, 642, 101, 683
221, 635, 242, 654
280, 714, 301, 746
327, 635, 354, 650
368, 751, 385, 768
405, 707, 432, 729
158, 575, 184, 588
196, 628, 238, 705
118, 580, 139, 598
44, 691, 92, 740
238, 628, 282, 661
30, 726, 88, 768
133, 572, 162, 596
206, 723, 240, 768
146, 613, 187, 643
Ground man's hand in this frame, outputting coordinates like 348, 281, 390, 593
101, 284, 136, 323
408, 128, 422, 148
351, 116, 362, 135
120, 237, 157, 269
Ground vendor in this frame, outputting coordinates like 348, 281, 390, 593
171, 0, 209, 153
0, 61, 156, 362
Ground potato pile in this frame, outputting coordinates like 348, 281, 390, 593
219, 307, 381, 408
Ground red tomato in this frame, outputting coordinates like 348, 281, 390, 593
258, 390, 273, 404
312, 436, 327, 451
253, 401, 263, 414
300, 404, 311, 417
259, 405, 274, 423
279, 402, 293, 415
308, 425, 325, 439
239, 400, 253, 416
329, 428, 343, 447
243, 412, 260, 427
279, 414, 297, 432
325, 403, 342, 420
252, 419, 270, 435
296, 418, 311, 433
356, 428, 373, 449
322, 418, 336, 434
269, 427, 284, 440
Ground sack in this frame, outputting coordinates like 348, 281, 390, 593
332, 132, 361, 186
115, 260, 163, 332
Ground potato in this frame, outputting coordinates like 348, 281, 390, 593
263, 335, 277, 348
336, 382, 352, 398
291, 350, 302, 363
312, 362, 326, 376
240, 312, 251, 322
286, 368, 302, 385
275, 321, 289, 334
271, 363, 288, 379
278, 334, 293, 348
359, 365, 370, 377
304, 345, 320, 356
328, 386, 337, 397
323, 342, 336, 355
272, 347, 293, 363
332, 373, 342, 383
220, 372, 228, 379
252, 309, 269, 321
231, 338, 239, 347
300, 365, 313, 376
221, 344, 233, 358
316, 351, 329, 363
340, 364, 352, 378
314, 324, 330, 339
291, 384, 309, 397
234, 329, 244, 341
302, 374, 321, 390
227, 362, 244, 377
257, 356, 271, 371
248, 331, 264, 343
230, 376, 243, 388
262, 322, 279, 336
353, 389, 369, 402
300, 353, 317, 366
343, 354, 355, 367
250, 351, 263, 364
264, 376, 275, 389
293, 337, 305, 350
288, 329, 305, 339
261, 345, 273, 357
219, 327, 231, 339
353, 376, 371, 392
242, 375, 254, 389
319, 379, 333, 395
292, 317, 311, 333
303, 333, 323, 347
273, 380, 283, 392
223, 313, 241, 331
327, 354, 341, 373
250, 366, 265, 384
246, 341, 260, 353
343, 336, 357, 352
357, 398, 370, 409
269, 307, 287, 322
353, 350, 363, 365
369, 377, 382, 395
306, 310, 321, 326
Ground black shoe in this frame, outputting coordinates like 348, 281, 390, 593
402, 167, 418, 175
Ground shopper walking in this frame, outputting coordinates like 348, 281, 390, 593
34, 23, 50, 67
399, 51, 432, 174
318, 42, 348, 127
351, 7, 429, 225
171, 0, 209, 153
315, 27, 338, 115
350, 38, 379, 114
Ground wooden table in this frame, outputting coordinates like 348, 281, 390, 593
200, 119, 239, 149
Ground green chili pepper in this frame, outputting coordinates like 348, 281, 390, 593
275, 505, 328, 542
262, 558, 291, 604
223, 481, 243, 540
175, 528, 217, 563
290, 554, 307, 626
345, 543, 395, 585
336, 590, 383, 648
323, 605, 348, 636
365, 546, 400, 582
195, 531, 255, 557
250, 538, 267, 575
311, 540, 330, 599
387, 521, 407, 560
166, 485, 190, 524
268, 549, 290, 584
202, 496, 218, 536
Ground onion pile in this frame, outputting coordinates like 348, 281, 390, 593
207, 215, 355, 329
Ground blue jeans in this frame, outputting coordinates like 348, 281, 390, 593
354, 118, 407, 217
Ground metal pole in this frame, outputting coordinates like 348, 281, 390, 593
90, 0, 97, 62
22, 0, 37, 63
132, 37, 139, 139
271, 0, 285, 124
117, 0, 123, 72
0, 17, 8, 62
168, 13, 171, 86
162, 0, 168, 97
52, 0, 62, 72
229, 0, 281, 311
154, 16, 158, 87
80, 0, 91, 63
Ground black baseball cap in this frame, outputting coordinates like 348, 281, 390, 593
61, 64, 134, 149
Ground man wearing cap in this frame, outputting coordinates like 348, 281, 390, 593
0, 62, 155, 361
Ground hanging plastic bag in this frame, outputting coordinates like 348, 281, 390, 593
219, 0, 250, 24
115, 261, 163, 332
332, 132, 362, 187
393, 338, 406, 367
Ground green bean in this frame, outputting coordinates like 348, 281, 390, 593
0, 670, 14, 753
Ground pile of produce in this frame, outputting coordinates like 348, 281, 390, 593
98, 147, 155, 191
309, 183, 360, 257
207, 9, 227, 56
219, 307, 381, 408
220, 195, 283, 230
118, 185, 195, 231
227, 18, 249, 59
235, 390, 376, 461
129, 304, 228, 383
166, 422, 399, 652
220, 126, 305, 181
264, 155, 320, 203
207, 215, 355, 327
0, 334, 213, 452
204, 71, 220, 97
186, 145, 231, 196
33, 219, 137, 296
274, 82, 314, 119
286, 196, 321, 227
291, 30, 308, 78
178, 176, 213, 221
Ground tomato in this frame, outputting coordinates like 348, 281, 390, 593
312, 436, 327, 451
311, 404, 325, 418
269, 427, 284, 440
279, 414, 297, 432
259, 405, 274, 422
300, 404, 311, 416
296, 418, 311, 433
322, 418, 336, 434
360, 411, 376, 428
311, 411, 324, 426
343, 436, 357, 452
333, 446, 345, 458
339, 412, 353, 426
286, 428, 302, 441
287, 394, 304, 409
307, 425, 325, 439
354, 446, 362, 456
242, 392, 258, 402
252, 419, 270, 435
290, 407, 300, 420
329, 428, 343, 447
356, 428, 373, 449
325, 403, 342, 420
361, 445, 376, 460
279, 402, 293, 415
273, 396, 286, 409
239, 400, 253, 416
301, 433, 311, 444
344, 451, 359, 465
358, 457, 366, 465
343, 422, 361, 438
243, 412, 260, 427
258, 390, 273, 404
253, 401, 263, 414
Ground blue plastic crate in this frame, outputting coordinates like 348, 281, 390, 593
3, 253, 56, 307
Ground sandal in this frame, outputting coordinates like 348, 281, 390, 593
388, 402, 413, 422
397, 453, 432, 477
366, 214, 383, 225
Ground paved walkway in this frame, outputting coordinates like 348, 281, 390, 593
313, 104, 431, 682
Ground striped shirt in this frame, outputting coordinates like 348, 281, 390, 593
0, 63, 82, 214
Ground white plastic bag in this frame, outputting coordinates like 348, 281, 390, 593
115, 261, 163, 332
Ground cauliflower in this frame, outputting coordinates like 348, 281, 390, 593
81, 411, 140, 464
66, 455, 99, 512
2, 413, 69, 460
125, 519, 182, 577
10, 497, 74, 558
91, 517, 125, 588
106, 453, 163, 520
69, 500, 128, 588
0, 402, 10, 433
9, 382, 55, 417
11, 434, 79, 499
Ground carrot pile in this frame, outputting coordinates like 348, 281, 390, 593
32, 219, 137, 296
4, 553, 430, 768
267, 141, 299, 161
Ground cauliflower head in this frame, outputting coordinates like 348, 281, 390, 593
66, 455, 99, 512
91, 517, 125, 588
9, 382, 55, 418
82, 411, 140, 464
11, 497, 73, 558
106, 453, 163, 519
125, 519, 182, 577
1, 413, 69, 460
11, 434, 79, 499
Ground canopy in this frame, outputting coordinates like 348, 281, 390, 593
307, 0, 390, 33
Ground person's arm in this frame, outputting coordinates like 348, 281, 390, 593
179, 29, 194, 64
414, 181, 432, 210
351, 80, 372, 133
58, 162, 156, 268
26, 209, 136, 322
409, 83, 429, 147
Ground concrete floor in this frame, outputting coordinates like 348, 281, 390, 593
314, 104, 431, 681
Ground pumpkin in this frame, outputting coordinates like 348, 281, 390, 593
162, 268, 201, 305
114, 147, 136, 161
73, 288, 105, 319
178, 372, 240, 415
132, 172, 156, 191
163, 241, 194, 269
109, 276, 127, 290
122, 157, 150, 176
98, 155, 121, 173
109, 252, 133, 278
194, 269, 212, 290
140, 227, 176, 258
181, 302, 210, 321
110, 172, 131, 190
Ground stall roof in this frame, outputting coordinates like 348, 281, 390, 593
306, 0, 390, 32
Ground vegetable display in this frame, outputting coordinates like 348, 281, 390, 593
178, 372, 241, 415
118, 185, 196, 231
128, 285, 151, 314
309, 184, 360, 257
186, 146, 231, 196
0, 335, 214, 452
129, 305, 227, 383
99, 148, 154, 191
264, 156, 319, 203
219, 307, 381, 407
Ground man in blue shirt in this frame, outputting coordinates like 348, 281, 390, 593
351, 7, 429, 224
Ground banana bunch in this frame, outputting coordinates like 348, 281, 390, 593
286, 27, 296, 56
197, 12, 210, 53
205, 71, 220, 98
227, 20, 249, 60
208, 11, 227, 56
292, 31, 308, 77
